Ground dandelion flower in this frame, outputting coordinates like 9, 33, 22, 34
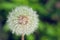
7, 6, 39, 40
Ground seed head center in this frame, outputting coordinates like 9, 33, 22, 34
18, 15, 29, 25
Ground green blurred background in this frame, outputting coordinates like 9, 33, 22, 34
0, 0, 60, 40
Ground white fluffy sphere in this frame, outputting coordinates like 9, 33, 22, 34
7, 6, 39, 35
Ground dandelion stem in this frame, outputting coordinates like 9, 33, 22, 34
22, 34, 24, 40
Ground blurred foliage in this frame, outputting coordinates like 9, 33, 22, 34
26, 34, 35, 40
11, 0, 29, 5
40, 36, 50, 40
0, 0, 60, 40
0, 2, 17, 10
3, 23, 10, 32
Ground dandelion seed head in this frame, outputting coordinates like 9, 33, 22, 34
7, 6, 39, 35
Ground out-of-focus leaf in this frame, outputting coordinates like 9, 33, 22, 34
26, 34, 35, 40
12, 34, 20, 40
40, 36, 50, 40
56, 22, 60, 36
11, 0, 29, 5
46, 23, 56, 36
28, 0, 39, 3
0, 2, 17, 10
3, 23, 10, 32
29, 3, 48, 15
45, 0, 56, 10
38, 21, 46, 31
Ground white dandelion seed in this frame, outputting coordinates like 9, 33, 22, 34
7, 6, 39, 40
